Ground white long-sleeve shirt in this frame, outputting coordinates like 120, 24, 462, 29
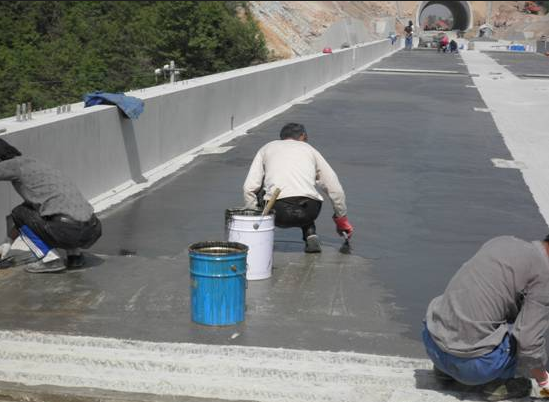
243, 140, 347, 217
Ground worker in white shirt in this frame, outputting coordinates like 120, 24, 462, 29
243, 123, 353, 253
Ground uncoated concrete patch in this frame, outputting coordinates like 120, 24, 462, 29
0, 329, 512, 402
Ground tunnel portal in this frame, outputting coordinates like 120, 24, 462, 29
416, 1, 473, 32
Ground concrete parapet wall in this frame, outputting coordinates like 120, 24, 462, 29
0, 39, 395, 237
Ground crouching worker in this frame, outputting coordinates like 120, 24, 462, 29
243, 123, 353, 253
423, 235, 549, 401
0, 139, 101, 273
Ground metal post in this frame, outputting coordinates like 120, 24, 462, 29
21, 103, 27, 121
170, 60, 175, 83
16, 104, 21, 121
57, 106, 61, 115
27, 102, 32, 120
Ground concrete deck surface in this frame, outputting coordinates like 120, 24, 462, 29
483, 50, 549, 77
0, 49, 547, 402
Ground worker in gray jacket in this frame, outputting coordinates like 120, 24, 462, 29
0, 138, 101, 273
423, 235, 549, 400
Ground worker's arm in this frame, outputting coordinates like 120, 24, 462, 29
242, 149, 265, 209
0, 159, 20, 181
313, 149, 354, 237
512, 293, 549, 385
313, 149, 347, 217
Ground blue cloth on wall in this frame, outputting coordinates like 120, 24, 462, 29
83, 91, 144, 119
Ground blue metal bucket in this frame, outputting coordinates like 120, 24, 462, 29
188, 241, 248, 326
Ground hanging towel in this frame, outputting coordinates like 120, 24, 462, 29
83, 91, 144, 119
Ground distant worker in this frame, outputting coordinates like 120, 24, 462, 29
449, 39, 458, 53
404, 21, 414, 50
422, 235, 549, 400
389, 32, 397, 45
0, 139, 102, 273
437, 34, 449, 53
243, 123, 353, 253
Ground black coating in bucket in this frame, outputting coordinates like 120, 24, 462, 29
189, 241, 248, 256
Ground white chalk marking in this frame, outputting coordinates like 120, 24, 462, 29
367, 68, 462, 75
199, 146, 235, 155
473, 107, 491, 112
491, 158, 527, 170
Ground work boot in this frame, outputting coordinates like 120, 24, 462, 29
66, 253, 85, 269
25, 259, 66, 273
482, 377, 531, 401
305, 234, 321, 253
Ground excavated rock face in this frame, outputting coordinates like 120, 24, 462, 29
250, 1, 549, 59
249, 1, 397, 57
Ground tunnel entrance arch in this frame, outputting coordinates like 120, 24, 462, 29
415, 1, 473, 32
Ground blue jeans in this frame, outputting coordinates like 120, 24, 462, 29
422, 323, 517, 385
405, 36, 413, 50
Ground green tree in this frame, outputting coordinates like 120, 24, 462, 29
0, 1, 268, 118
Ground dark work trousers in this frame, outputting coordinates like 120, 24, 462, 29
272, 197, 322, 240
11, 203, 102, 250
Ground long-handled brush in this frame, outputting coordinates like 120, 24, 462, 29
339, 232, 351, 254
253, 188, 281, 230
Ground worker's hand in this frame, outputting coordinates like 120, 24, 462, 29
333, 215, 354, 238
535, 371, 549, 398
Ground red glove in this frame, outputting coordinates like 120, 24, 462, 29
333, 215, 354, 238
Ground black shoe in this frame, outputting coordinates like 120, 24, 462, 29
305, 235, 321, 253
482, 377, 531, 401
25, 259, 66, 273
66, 254, 85, 269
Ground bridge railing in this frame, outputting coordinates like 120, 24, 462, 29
0, 39, 397, 236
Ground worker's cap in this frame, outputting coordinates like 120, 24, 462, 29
0, 138, 22, 161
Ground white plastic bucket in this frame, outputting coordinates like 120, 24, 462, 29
226, 209, 275, 280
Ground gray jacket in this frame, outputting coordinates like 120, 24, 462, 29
0, 156, 94, 222
426, 236, 549, 370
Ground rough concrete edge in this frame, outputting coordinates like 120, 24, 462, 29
91, 45, 403, 214
0, 381, 247, 402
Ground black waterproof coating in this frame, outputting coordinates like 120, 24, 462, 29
272, 197, 322, 240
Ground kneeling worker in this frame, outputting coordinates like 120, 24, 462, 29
243, 123, 353, 253
423, 235, 549, 400
0, 139, 102, 273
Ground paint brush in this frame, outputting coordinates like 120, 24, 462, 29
253, 187, 281, 230
339, 232, 351, 254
